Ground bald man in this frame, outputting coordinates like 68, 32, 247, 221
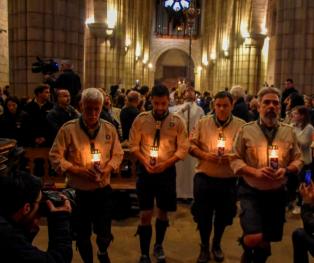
47, 89, 80, 140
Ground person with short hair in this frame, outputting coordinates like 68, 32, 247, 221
24, 84, 53, 146
281, 78, 298, 118
49, 88, 124, 263
55, 60, 81, 107
0, 171, 72, 263
230, 85, 250, 122
129, 85, 189, 263
230, 86, 303, 262
190, 91, 245, 262
47, 89, 80, 140
120, 90, 141, 141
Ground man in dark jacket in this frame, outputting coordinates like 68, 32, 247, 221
55, 60, 81, 107
24, 84, 53, 146
120, 90, 140, 141
281, 78, 298, 118
0, 170, 72, 263
292, 182, 314, 263
47, 89, 79, 140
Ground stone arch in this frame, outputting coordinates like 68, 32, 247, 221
149, 38, 202, 88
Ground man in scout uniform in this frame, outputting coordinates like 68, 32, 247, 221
190, 91, 245, 262
230, 86, 303, 263
49, 88, 124, 263
129, 85, 189, 263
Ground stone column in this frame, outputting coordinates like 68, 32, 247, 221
0, 0, 9, 88
8, 0, 85, 97
271, 0, 314, 94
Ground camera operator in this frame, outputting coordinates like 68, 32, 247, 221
55, 60, 81, 108
0, 171, 72, 263
292, 182, 314, 263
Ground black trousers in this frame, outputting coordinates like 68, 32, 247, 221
292, 228, 314, 263
75, 186, 113, 251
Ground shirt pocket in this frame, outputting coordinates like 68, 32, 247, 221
245, 143, 258, 167
280, 141, 292, 163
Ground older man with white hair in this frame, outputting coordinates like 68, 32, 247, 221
230, 85, 250, 122
49, 87, 124, 263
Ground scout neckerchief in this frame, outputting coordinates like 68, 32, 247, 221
213, 113, 233, 129
79, 116, 101, 152
152, 110, 169, 148
257, 119, 279, 146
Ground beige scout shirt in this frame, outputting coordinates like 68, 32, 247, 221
49, 118, 124, 191
230, 121, 304, 190
129, 111, 189, 162
190, 115, 245, 178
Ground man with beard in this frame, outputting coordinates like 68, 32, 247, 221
230, 87, 303, 263
129, 85, 189, 263
190, 91, 245, 262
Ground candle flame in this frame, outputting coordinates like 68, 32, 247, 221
150, 147, 159, 158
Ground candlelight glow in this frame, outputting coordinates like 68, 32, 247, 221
92, 150, 101, 163
217, 138, 225, 148
150, 147, 159, 158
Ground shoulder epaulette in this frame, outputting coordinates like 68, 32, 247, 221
62, 119, 78, 127
137, 111, 150, 118
100, 119, 115, 129
241, 121, 256, 128
279, 122, 294, 129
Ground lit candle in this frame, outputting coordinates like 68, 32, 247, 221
91, 149, 101, 172
268, 145, 279, 170
217, 134, 225, 157
150, 146, 159, 166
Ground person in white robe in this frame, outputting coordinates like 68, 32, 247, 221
174, 86, 205, 199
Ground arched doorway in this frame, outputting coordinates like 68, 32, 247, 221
154, 48, 194, 89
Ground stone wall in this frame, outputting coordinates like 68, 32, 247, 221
8, 0, 85, 97
84, 0, 154, 92
0, 0, 9, 88
267, 0, 314, 94
199, 0, 268, 95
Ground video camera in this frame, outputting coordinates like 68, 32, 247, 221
39, 188, 76, 216
32, 56, 59, 75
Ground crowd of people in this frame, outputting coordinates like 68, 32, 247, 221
0, 75, 314, 263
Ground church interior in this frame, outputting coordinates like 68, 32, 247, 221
0, 1, 314, 263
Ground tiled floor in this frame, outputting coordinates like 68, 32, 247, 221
33, 204, 313, 263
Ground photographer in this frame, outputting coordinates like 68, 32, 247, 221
292, 182, 314, 263
0, 171, 72, 263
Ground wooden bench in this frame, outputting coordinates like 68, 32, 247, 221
24, 147, 137, 190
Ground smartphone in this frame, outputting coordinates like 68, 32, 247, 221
305, 170, 312, 186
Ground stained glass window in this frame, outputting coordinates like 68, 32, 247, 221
164, 0, 190, 12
